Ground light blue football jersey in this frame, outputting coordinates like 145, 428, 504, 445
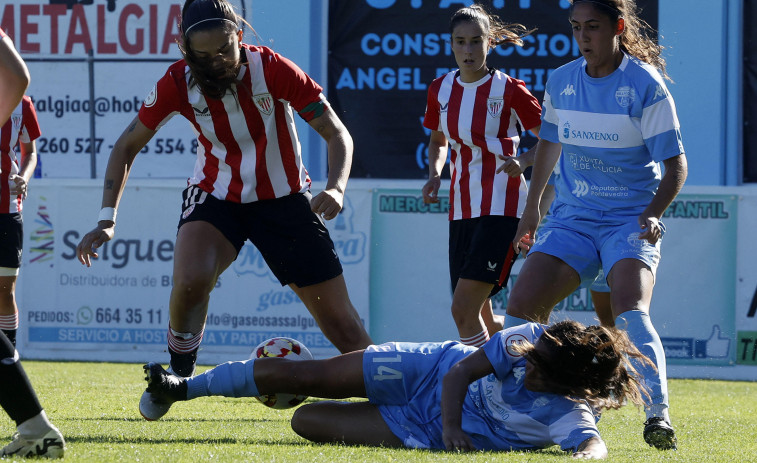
371, 324, 599, 452
540, 54, 684, 213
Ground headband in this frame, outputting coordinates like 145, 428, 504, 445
184, 17, 239, 34
572, 0, 623, 17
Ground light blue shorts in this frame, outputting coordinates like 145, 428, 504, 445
363, 341, 474, 449
532, 202, 664, 288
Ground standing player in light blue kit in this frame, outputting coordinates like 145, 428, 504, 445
503, 0, 687, 451
143, 320, 651, 458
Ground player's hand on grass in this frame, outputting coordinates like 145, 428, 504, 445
311, 188, 343, 221
76, 223, 115, 267
572, 437, 607, 459
442, 426, 475, 452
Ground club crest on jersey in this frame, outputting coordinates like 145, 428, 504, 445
615, 86, 636, 108
254, 93, 274, 115
487, 98, 504, 118
10, 115, 22, 128
144, 86, 157, 108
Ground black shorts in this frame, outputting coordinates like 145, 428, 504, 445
449, 215, 519, 297
0, 213, 23, 270
178, 186, 342, 287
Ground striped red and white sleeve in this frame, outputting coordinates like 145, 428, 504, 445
138, 62, 185, 131
508, 77, 542, 132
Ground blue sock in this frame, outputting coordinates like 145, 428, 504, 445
615, 310, 669, 421
504, 314, 532, 329
185, 360, 259, 400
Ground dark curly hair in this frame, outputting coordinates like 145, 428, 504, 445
177, 0, 249, 99
513, 320, 652, 411
449, 3, 536, 49
570, 0, 670, 81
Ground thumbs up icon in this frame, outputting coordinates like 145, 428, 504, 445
694, 325, 730, 359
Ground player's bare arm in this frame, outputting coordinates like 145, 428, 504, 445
76, 116, 157, 266
0, 36, 29, 125
513, 139, 561, 253
638, 153, 688, 244
440, 349, 494, 452
10, 140, 37, 198
422, 130, 449, 204
307, 108, 353, 220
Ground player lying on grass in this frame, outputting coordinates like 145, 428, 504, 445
143, 320, 650, 458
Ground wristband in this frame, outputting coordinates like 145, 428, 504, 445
98, 207, 117, 224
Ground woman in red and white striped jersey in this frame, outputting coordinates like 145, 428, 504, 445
75, 0, 373, 420
0, 28, 41, 348
422, 4, 542, 348
422, 4, 541, 346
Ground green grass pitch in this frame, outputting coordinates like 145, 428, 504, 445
1, 361, 755, 462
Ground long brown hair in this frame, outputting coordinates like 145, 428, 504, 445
514, 320, 652, 411
449, 4, 536, 48
570, 0, 670, 81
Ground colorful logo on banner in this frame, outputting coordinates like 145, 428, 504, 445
28, 197, 54, 265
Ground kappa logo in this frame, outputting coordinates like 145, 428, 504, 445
560, 84, 576, 96
534, 230, 551, 247
572, 179, 589, 197
487, 261, 498, 272
253, 93, 274, 115
192, 106, 210, 117
487, 98, 504, 118
654, 85, 666, 100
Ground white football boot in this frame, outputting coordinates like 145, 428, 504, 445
1, 427, 65, 459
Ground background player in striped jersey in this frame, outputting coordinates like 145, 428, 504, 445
74, 0, 373, 420
421, 5, 541, 348
505, 0, 687, 450
0, 50, 40, 349
143, 319, 651, 458
0, 27, 65, 459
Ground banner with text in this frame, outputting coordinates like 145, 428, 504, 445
18, 180, 370, 362
0, 0, 248, 179
327, 0, 657, 178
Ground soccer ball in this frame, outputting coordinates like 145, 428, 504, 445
250, 337, 314, 409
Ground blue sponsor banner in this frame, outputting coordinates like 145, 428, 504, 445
328, 0, 658, 178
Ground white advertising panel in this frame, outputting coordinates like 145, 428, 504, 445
18, 180, 371, 362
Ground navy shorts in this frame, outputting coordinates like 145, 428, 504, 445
449, 215, 519, 297
0, 213, 23, 273
178, 186, 342, 287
